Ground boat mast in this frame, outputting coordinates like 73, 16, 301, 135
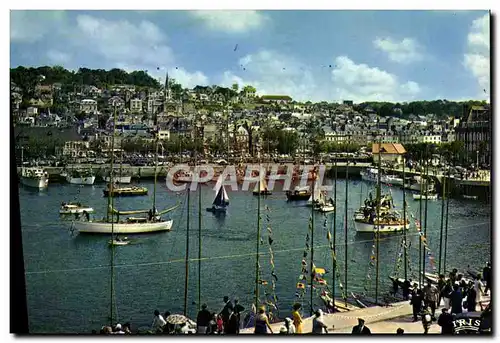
332, 159, 337, 308
402, 154, 407, 281
443, 170, 451, 274
438, 153, 446, 274
198, 176, 202, 312
344, 160, 348, 307
152, 109, 159, 213
184, 186, 190, 316
108, 105, 117, 326
422, 148, 430, 280
418, 152, 424, 287
309, 167, 315, 316
374, 122, 381, 305
254, 148, 262, 319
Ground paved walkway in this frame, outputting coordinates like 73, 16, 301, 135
241, 296, 490, 334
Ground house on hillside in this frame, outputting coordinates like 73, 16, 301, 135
372, 143, 406, 165
108, 96, 125, 108
260, 95, 293, 105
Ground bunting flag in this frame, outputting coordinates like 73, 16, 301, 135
263, 203, 279, 319
409, 212, 437, 273
322, 213, 347, 301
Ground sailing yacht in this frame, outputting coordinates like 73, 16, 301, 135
72, 109, 179, 234
313, 190, 335, 213
306, 186, 322, 207
253, 173, 271, 195
206, 185, 229, 213
353, 193, 409, 233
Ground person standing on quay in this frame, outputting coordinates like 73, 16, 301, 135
466, 281, 477, 312
410, 286, 423, 322
437, 274, 446, 306
312, 309, 328, 334
437, 308, 454, 334
423, 280, 439, 320
351, 318, 371, 334
196, 304, 211, 334
292, 303, 304, 334
450, 284, 463, 315
254, 306, 273, 334
421, 307, 432, 334
151, 309, 166, 333
474, 274, 485, 311
220, 296, 234, 328
441, 279, 453, 310
483, 262, 491, 295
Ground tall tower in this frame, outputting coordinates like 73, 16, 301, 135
164, 71, 171, 101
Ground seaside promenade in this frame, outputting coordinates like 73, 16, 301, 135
240, 295, 490, 334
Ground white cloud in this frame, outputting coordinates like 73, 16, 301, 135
219, 50, 319, 101
10, 10, 66, 43
464, 14, 490, 99
219, 51, 421, 102
373, 37, 423, 64
46, 50, 71, 64
190, 10, 266, 33
330, 56, 421, 102
66, 15, 209, 88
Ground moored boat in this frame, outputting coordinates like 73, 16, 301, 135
313, 189, 335, 213
20, 167, 49, 189
354, 193, 409, 233
103, 174, 132, 184
64, 169, 96, 185
286, 185, 311, 201
103, 184, 148, 197
60, 202, 94, 215
253, 174, 272, 195
360, 168, 404, 186
403, 175, 435, 192
413, 193, 438, 200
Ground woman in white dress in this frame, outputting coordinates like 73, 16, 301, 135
474, 274, 485, 311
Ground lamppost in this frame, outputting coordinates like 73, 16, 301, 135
476, 150, 479, 169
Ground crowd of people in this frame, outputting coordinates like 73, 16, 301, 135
94, 263, 490, 335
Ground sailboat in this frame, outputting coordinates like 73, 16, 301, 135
72, 107, 179, 234
253, 173, 271, 195
313, 190, 335, 213
206, 185, 229, 213
306, 186, 322, 207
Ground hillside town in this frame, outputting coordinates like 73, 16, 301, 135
12, 67, 491, 171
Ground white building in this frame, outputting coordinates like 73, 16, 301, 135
130, 98, 143, 113
80, 99, 98, 114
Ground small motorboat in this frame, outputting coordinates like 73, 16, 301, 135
103, 184, 148, 197
286, 186, 311, 201
108, 237, 129, 246
60, 202, 94, 215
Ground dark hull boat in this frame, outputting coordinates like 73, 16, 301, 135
286, 186, 311, 201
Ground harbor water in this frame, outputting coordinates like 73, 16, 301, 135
19, 179, 491, 333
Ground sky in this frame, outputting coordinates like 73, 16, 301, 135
10, 10, 490, 103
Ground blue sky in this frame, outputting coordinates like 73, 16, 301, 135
10, 10, 490, 102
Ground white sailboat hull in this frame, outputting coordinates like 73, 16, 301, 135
103, 175, 132, 184
354, 220, 409, 233
361, 171, 403, 186
67, 176, 96, 185
20, 176, 48, 189
316, 205, 335, 213
73, 219, 173, 234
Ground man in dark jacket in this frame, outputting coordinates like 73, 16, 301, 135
450, 284, 463, 315
196, 304, 212, 334
437, 308, 454, 334
351, 318, 371, 334
220, 296, 234, 327
483, 262, 491, 295
466, 281, 477, 312
437, 274, 446, 306
402, 279, 411, 300
224, 308, 240, 334
410, 287, 423, 322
